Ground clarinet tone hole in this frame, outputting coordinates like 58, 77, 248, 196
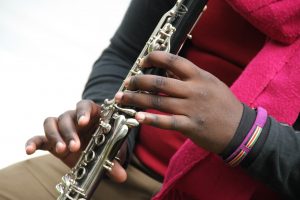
75, 167, 86, 180
95, 134, 105, 145
84, 150, 95, 163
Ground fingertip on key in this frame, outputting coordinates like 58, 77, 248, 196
136, 112, 146, 122
114, 92, 124, 103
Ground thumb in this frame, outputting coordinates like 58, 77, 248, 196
107, 160, 127, 183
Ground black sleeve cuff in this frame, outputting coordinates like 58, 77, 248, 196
220, 104, 271, 167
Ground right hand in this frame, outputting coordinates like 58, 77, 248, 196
25, 99, 127, 183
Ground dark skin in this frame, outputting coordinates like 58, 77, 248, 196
25, 51, 243, 183
25, 100, 128, 182
116, 51, 243, 154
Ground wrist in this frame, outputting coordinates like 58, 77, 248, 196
220, 104, 270, 167
220, 104, 256, 158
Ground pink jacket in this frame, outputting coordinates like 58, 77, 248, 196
153, 0, 300, 199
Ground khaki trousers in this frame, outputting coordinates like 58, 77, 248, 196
0, 154, 161, 200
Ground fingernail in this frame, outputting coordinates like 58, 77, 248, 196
124, 78, 130, 88
68, 140, 76, 152
25, 144, 35, 154
136, 112, 146, 122
56, 142, 65, 153
139, 57, 145, 67
114, 92, 124, 103
78, 115, 86, 125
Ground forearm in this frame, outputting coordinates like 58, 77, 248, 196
247, 118, 300, 199
222, 105, 300, 199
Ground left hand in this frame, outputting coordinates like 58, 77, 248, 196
25, 100, 128, 183
115, 51, 243, 154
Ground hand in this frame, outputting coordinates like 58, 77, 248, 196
25, 100, 127, 183
115, 51, 243, 154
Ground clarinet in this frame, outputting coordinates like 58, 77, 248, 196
56, 0, 207, 199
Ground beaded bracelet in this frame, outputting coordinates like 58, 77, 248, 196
225, 107, 268, 167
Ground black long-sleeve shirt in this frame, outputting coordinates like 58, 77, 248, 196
82, 0, 300, 199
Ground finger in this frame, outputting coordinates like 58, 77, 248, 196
43, 117, 67, 154
107, 160, 127, 183
124, 75, 187, 98
166, 70, 180, 79
135, 112, 191, 133
115, 91, 186, 115
141, 51, 199, 80
25, 135, 48, 154
76, 100, 100, 126
25, 135, 73, 162
57, 111, 81, 152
